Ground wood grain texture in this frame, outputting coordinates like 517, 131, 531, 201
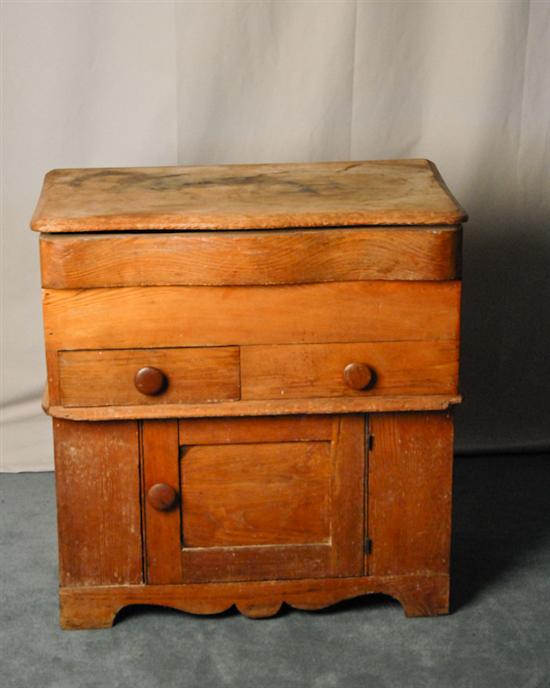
39, 226, 461, 287
143, 415, 365, 584
58, 346, 240, 407
52, 419, 142, 586
180, 545, 333, 584
241, 340, 458, 400
179, 415, 334, 445
329, 415, 365, 576
178, 415, 364, 583
43, 280, 460, 407
141, 420, 182, 585
58, 573, 450, 628
35, 156, 464, 631
44, 394, 462, 421
178, 418, 333, 583
181, 441, 332, 547
42, 281, 461, 354
31, 159, 467, 233
368, 412, 454, 576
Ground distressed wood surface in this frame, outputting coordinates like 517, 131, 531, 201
180, 544, 334, 585
42, 281, 460, 406
34, 156, 464, 632
52, 419, 142, 586
241, 340, 458, 400
58, 346, 240, 407
39, 226, 461, 287
178, 414, 334, 445
178, 415, 337, 583
181, 441, 332, 547
143, 415, 365, 585
141, 420, 182, 585
178, 415, 364, 583
42, 281, 460, 355
58, 573, 450, 628
329, 415, 365, 576
57, 340, 457, 409
368, 412, 454, 576
44, 393, 462, 421
31, 159, 466, 233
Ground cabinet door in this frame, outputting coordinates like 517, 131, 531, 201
143, 415, 365, 584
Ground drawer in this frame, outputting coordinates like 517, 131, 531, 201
241, 341, 458, 400
44, 282, 460, 409
58, 347, 240, 407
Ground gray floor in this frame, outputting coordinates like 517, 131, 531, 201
1, 454, 549, 688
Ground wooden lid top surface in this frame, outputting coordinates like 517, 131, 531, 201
31, 159, 467, 233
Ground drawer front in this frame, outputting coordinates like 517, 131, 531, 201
44, 281, 460, 411
241, 341, 458, 400
58, 347, 240, 407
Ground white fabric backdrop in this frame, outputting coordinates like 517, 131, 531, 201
2, 0, 549, 471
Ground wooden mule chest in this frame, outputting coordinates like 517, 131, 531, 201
32, 159, 466, 629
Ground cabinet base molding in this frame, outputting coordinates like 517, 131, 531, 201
59, 573, 450, 629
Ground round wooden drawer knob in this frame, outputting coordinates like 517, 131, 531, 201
343, 362, 374, 391
147, 483, 178, 511
134, 367, 167, 396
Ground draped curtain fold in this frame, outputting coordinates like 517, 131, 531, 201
2, 0, 549, 470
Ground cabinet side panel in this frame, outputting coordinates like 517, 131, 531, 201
368, 412, 453, 576
53, 419, 142, 586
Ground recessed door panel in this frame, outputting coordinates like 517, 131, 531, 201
181, 441, 331, 548
143, 415, 366, 584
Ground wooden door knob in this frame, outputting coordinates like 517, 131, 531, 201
147, 483, 178, 511
134, 367, 167, 395
343, 362, 374, 390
